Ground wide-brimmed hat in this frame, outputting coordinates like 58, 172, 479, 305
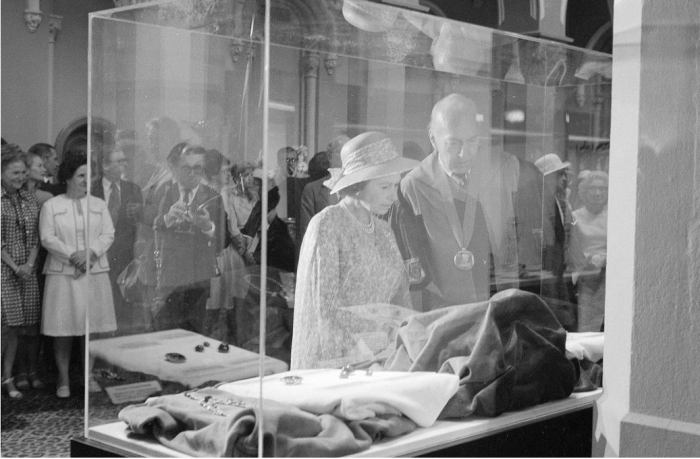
324, 132, 419, 194
534, 153, 570, 176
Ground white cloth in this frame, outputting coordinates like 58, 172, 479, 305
89, 329, 288, 387
218, 369, 459, 427
565, 332, 604, 362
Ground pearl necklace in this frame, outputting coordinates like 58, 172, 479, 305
341, 204, 374, 234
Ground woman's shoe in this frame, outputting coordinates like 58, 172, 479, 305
27, 372, 44, 389
2, 378, 24, 399
56, 385, 70, 399
15, 373, 30, 391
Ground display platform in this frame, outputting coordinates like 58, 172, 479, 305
76, 389, 601, 458
90, 329, 288, 388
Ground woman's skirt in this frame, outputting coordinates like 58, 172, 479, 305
42, 273, 117, 336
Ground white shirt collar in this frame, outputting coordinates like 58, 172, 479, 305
102, 176, 119, 191
177, 183, 200, 204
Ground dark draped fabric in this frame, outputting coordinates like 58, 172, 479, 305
384, 289, 577, 418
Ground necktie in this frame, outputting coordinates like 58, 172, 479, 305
454, 173, 468, 188
108, 182, 120, 223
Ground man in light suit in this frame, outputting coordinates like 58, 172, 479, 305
148, 145, 225, 333
92, 148, 143, 333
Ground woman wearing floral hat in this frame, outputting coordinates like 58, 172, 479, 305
291, 131, 419, 370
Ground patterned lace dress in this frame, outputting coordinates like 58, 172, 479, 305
291, 204, 412, 370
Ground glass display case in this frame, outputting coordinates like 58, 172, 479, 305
81, 0, 611, 456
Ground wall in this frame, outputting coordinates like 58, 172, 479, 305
1, 0, 113, 150
595, 0, 700, 456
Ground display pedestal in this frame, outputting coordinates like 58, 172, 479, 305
71, 390, 600, 458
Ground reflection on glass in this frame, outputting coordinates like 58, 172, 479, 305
571, 171, 608, 332
85, 0, 611, 452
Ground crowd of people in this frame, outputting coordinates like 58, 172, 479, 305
1, 99, 609, 393
0, 118, 349, 398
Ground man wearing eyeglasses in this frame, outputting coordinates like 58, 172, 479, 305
398, 94, 493, 309
147, 144, 225, 333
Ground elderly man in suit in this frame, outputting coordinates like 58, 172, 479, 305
400, 94, 492, 308
399, 93, 543, 310
92, 148, 143, 333
147, 145, 225, 333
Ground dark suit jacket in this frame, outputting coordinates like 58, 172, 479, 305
92, 179, 143, 278
401, 153, 491, 306
242, 202, 296, 273
299, 176, 338, 243
151, 182, 225, 287
514, 158, 544, 270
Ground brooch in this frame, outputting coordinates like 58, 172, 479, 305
280, 375, 303, 385
165, 353, 186, 363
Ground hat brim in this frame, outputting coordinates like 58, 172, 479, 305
329, 157, 420, 194
543, 161, 571, 175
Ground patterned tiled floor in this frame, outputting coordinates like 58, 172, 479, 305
2, 358, 195, 458
1, 370, 122, 458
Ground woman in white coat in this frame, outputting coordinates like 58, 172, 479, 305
40, 152, 116, 398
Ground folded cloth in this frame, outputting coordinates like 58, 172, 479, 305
383, 289, 578, 418
119, 387, 376, 457
218, 369, 458, 428
565, 332, 604, 362
566, 332, 604, 392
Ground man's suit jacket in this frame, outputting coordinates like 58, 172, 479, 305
299, 176, 338, 243
401, 153, 491, 306
151, 182, 225, 287
92, 179, 143, 279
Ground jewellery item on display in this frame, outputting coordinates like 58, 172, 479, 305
341, 204, 375, 234
195, 345, 204, 352
183, 392, 251, 417
454, 249, 475, 270
203, 342, 210, 347
218, 343, 229, 353
93, 368, 124, 382
165, 353, 186, 363
280, 375, 303, 385
340, 363, 375, 378
245, 273, 286, 297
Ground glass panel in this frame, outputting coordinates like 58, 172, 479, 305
86, 7, 282, 439
87, 0, 610, 454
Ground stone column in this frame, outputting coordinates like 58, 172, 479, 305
595, 0, 700, 456
302, 51, 319, 155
